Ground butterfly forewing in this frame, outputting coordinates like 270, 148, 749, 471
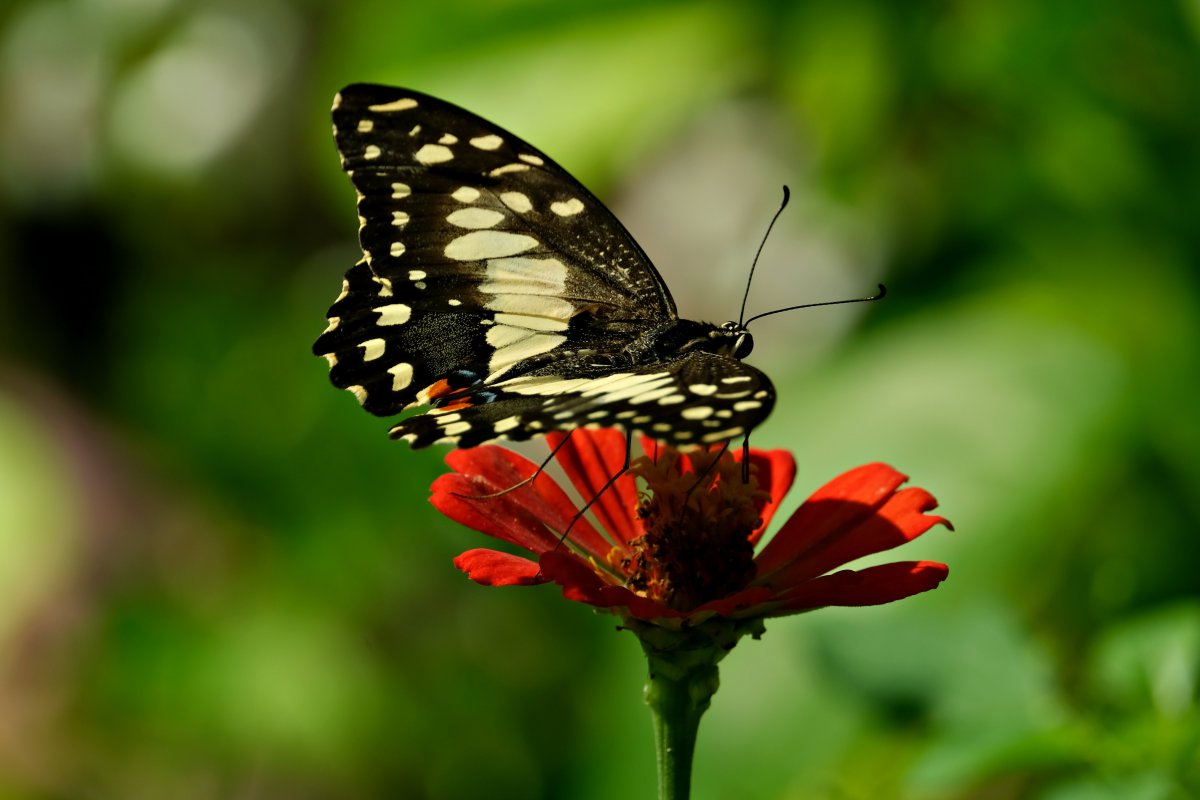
314, 84, 777, 448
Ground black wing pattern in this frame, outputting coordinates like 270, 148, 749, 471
314, 84, 775, 448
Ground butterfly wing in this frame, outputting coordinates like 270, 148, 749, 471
313, 84, 677, 419
390, 352, 775, 449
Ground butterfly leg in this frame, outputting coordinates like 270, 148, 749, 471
685, 440, 731, 502
555, 428, 633, 549
741, 434, 751, 484
453, 430, 575, 500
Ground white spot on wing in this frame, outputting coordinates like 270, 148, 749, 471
733, 400, 763, 411
500, 192, 532, 213
363, 145, 381, 160
391, 182, 411, 198
489, 163, 529, 176
681, 406, 713, 420
388, 362, 414, 391
392, 211, 409, 227
447, 208, 505, 229
469, 134, 503, 150
689, 384, 717, 396
357, 119, 374, 133
550, 198, 584, 216
408, 270, 426, 280
368, 98, 418, 112
722, 376, 753, 384
415, 144, 453, 164
445, 231, 538, 261
348, 385, 368, 404
451, 186, 481, 203
493, 417, 520, 433
701, 427, 745, 443
439, 133, 458, 144
442, 421, 472, 436
518, 153, 544, 166
360, 338, 386, 361
390, 241, 405, 257
376, 303, 411, 325
448, 299, 462, 306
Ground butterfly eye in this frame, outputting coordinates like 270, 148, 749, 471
733, 333, 754, 359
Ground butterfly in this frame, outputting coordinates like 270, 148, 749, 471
313, 84, 776, 450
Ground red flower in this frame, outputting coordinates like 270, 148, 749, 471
431, 429, 950, 625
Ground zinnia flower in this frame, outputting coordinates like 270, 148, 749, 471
431, 428, 950, 627
430, 428, 951, 799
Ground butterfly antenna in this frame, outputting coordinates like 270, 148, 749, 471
739, 186, 791, 326
744, 283, 887, 326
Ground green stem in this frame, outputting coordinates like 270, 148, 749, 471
643, 651, 720, 800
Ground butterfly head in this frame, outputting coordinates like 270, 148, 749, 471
716, 321, 754, 360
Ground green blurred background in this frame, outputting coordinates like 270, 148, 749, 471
2, 0, 1198, 797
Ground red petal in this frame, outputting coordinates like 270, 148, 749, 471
549, 430, 641, 546
756, 463, 947, 582
768, 560, 949, 613
741, 448, 796, 543
453, 549, 546, 586
430, 446, 612, 559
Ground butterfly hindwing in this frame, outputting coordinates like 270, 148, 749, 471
390, 353, 775, 449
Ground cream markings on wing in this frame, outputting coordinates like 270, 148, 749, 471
631, 386, 677, 405
323, 353, 338, 367
445, 231, 538, 261
701, 427, 745, 443
415, 144, 453, 164
754, 390, 769, 399
550, 198, 584, 216
469, 134, 503, 150
391, 182, 411, 198
323, 317, 339, 333
388, 362, 414, 391
376, 303, 411, 325
446, 208, 505, 229
357, 119, 374, 133
363, 145, 381, 160
518, 153, 544, 166
500, 192, 532, 213
336, 279, 350, 302
359, 338, 385, 361
493, 417, 521, 433
372, 276, 393, 296
479, 256, 566, 296
490, 163, 529, 176
390, 241, 406, 257
439, 133, 458, 144
392, 211, 409, 227
348, 385, 368, 404
447, 299, 462, 306
721, 376, 752, 384
408, 124, 421, 137
658, 394, 686, 405
451, 186, 481, 203
688, 383, 717, 395
442, 421, 472, 436
408, 270, 426, 281
681, 406, 713, 420
368, 98, 418, 112
733, 400, 762, 411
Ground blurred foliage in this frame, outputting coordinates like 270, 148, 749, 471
1, 0, 1198, 798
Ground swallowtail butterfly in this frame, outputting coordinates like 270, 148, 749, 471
314, 84, 776, 449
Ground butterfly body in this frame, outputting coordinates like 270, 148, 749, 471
315, 84, 775, 449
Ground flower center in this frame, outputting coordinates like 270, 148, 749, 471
621, 448, 762, 612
